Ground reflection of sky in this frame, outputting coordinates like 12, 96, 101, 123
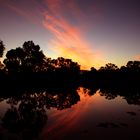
0, 87, 140, 139
41, 88, 140, 140
0, 0, 140, 69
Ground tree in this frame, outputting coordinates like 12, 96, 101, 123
0, 40, 5, 70
0, 40, 5, 57
99, 63, 118, 71
3, 49, 21, 72
126, 61, 140, 71
22, 41, 46, 72
50, 57, 80, 73
90, 67, 97, 72
4, 41, 46, 73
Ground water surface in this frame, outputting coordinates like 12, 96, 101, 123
0, 87, 140, 140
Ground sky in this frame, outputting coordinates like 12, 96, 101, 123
0, 0, 140, 69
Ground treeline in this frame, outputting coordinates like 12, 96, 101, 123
0, 40, 140, 89
0, 40, 80, 89
81, 61, 140, 88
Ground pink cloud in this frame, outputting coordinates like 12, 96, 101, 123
2, 0, 105, 69
43, 0, 104, 69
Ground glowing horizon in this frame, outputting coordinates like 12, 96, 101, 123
0, 0, 140, 70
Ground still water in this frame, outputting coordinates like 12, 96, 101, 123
0, 87, 140, 140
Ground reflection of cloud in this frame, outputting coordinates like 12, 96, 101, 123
43, 0, 104, 69
41, 87, 92, 140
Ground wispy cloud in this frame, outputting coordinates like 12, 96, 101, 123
2, 0, 43, 25
43, 0, 104, 69
2, 0, 104, 69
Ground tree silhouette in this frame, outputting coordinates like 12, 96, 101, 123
90, 67, 97, 72
4, 41, 46, 73
126, 61, 140, 72
120, 66, 127, 72
3, 49, 21, 73
0, 40, 5, 70
99, 63, 118, 71
0, 39, 140, 90
0, 40, 5, 57
50, 57, 80, 72
22, 41, 46, 72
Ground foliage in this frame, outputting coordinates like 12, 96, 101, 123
99, 63, 118, 71
3, 41, 46, 73
0, 39, 140, 88
0, 40, 5, 57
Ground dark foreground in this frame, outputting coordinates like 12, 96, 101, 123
0, 85, 140, 140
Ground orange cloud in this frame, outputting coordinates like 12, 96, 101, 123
135, 54, 140, 60
3, 0, 105, 69
43, 0, 104, 69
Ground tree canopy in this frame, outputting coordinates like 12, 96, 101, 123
0, 40, 5, 57
4, 41, 46, 73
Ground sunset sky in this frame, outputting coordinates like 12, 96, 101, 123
0, 0, 140, 69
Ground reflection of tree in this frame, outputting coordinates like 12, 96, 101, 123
45, 92, 80, 110
1, 39, 140, 138
122, 88, 140, 105
125, 96, 140, 105
99, 88, 118, 100
17, 91, 80, 110
1, 89, 80, 139
99, 87, 140, 105
2, 94, 48, 139
2, 106, 47, 139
